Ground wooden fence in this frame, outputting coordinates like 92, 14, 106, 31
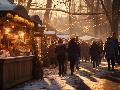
0, 56, 34, 90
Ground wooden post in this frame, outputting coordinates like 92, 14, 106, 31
31, 27, 43, 79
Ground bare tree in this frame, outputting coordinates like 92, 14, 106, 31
111, 0, 120, 36
100, 0, 120, 36
100, 0, 112, 26
93, 0, 100, 36
26, 0, 32, 11
43, 0, 52, 27
104, 0, 112, 13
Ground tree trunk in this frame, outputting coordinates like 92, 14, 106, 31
104, 0, 112, 14
43, 0, 52, 27
93, 0, 100, 36
111, 0, 120, 37
100, 0, 112, 27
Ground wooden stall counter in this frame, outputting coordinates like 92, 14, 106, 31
0, 55, 34, 90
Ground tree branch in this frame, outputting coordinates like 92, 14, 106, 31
30, 7, 104, 15
99, 0, 112, 25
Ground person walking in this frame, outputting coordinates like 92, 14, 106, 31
104, 37, 116, 71
67, 38, 80, 75
84, 42, 90, 62
111, 32, 119, 65
55, 39, 67, 76
90, 41, 100, 68
98, 40, 103, 64
118, 42, 120, 65
75, 36, 81, 70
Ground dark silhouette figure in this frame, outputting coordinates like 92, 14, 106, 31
55, 39, 67, 76
98, 40, 103, 64
118, 42, 120, 65
90, 41, 100, 68
104, 37, 116, 71
111, 33, 119, 65
67, 38, 80, 75
75, 36, 81, 70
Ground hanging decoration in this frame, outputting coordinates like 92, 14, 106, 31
6, 13, 34, 28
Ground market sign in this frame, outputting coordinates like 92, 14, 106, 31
6, 13, 34, 28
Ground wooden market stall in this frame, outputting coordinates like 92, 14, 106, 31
30, 15, 45, 79
30, 15, 44, 58
0, 4, 36, 90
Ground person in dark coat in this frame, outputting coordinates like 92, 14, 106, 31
55, 39, 67, 76
104, 37, 116, 71
118, 42, 120, 65
111, 32, 119, 65
98, 40, 103, 64
67, 38, 80, 75
48, 43, 57, 67
90, 41, 100, 68
75, 36, 81, 70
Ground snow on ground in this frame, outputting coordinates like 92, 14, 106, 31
75, 62, 120, 90
11, 62, 120, 90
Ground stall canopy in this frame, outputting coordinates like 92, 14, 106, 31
79, 35, 99, 41
44, 31, 55, 35
0, 4, 29, 19
57, 34, 69, 39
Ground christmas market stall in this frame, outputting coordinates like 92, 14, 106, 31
0, 4, 35, 90
30, 15, 44, 59
30, 15, 45, 79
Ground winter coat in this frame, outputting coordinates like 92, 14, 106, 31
55, 44, 67, 61
104, 39, 116, 59
48, 44, 56, 58
80, 42, 86, 58
67, 41, 80, 61
118, 42, 120, 59
111, 38, 119, 58
90, 43, 100, 59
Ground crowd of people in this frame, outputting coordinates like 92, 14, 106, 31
47, 33, 120, 77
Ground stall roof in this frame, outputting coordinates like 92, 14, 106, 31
79, 35, 99, 41
30, 15, 42, 25
0, 4, 29, 19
